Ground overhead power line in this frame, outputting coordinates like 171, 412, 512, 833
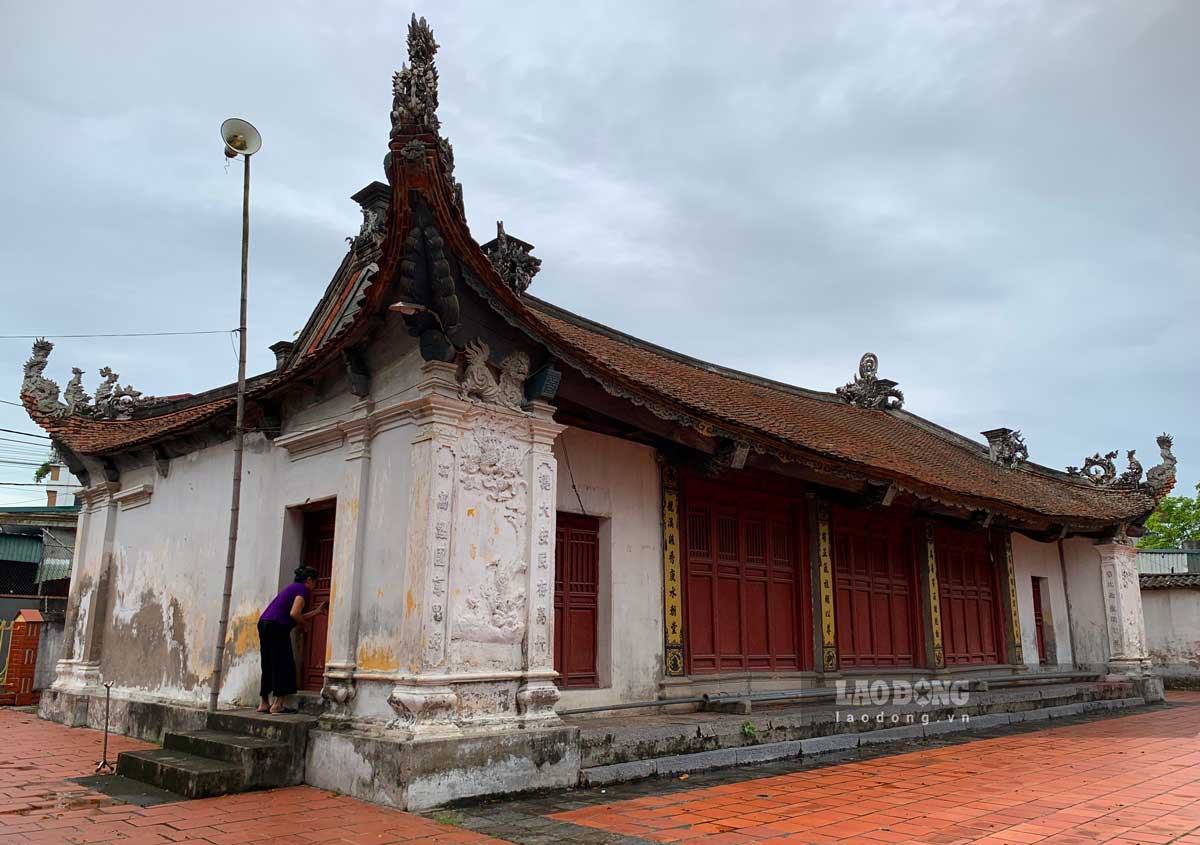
0, 329, 232, 339
0, 428, 49, 440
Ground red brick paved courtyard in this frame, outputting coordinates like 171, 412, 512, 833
555, 692, 1200, 844
0, 709, 500, 844
1, 694, 1199, 844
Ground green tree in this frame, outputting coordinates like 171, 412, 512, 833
1138, 482, 1200, 549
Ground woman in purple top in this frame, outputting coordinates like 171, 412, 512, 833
257, 566, 327, 714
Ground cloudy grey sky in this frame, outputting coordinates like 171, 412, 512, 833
1, 0, 1196, 508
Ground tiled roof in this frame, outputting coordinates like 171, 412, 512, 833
1140, 573, 1200, 589
525, 302, 1157, 525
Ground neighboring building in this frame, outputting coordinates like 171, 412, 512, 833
1139, 545, 1200, 686
18, 17, 1178, 806
0, 504, 77, 621
0, 505, 76, 696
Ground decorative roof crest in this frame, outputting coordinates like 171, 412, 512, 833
484, 221, 542, 294
387, 15, 462, 213
390, 14, 440, 139
835, 352, 904, 410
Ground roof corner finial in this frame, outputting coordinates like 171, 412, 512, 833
484, 220, 542, 295
1145, 433, 1177, 498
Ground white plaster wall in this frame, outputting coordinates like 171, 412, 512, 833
82, 338, 431, 711
552, 427, 662, 709
1142, 589, 1200, 679
1061, 537, 1110, 670
102, 431, 346, 704
1010, 534, 1074, 670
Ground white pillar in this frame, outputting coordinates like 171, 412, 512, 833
56, 481, 119, 689
517, 400, 565, 722
386, 360, 566, 735
320, 401, 374, 714
1095, 541, 1151, 676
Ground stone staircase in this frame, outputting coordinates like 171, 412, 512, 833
116, 709, 316, 799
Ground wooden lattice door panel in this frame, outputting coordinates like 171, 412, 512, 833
831, 506, 918, 668
935, 525, 1001, 666
554, 513, 600, 688
684, 477, 805, 674
1031, 577, 1048, 665
300, 506, 336, 692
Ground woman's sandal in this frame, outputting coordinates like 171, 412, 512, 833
270, 707, 299, 715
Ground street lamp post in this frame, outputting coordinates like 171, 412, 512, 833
208, 118, 262, 713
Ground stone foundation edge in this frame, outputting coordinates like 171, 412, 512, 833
305, 725, 581, 811
579, 695, 1147, 786
39, 688, 207, 743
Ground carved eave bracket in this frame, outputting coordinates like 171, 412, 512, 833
458, 339, 530, 412
835, 352, 904, 410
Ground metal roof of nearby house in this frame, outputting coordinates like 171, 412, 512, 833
0, 534, 42, 565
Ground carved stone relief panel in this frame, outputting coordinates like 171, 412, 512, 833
448, 410, 531, 672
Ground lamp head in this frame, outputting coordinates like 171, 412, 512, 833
220, 117, 262, 158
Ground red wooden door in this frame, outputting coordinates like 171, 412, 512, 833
554, 513, 600, 688
300, 507, 335, 692
684, 477, 805, 674
1031, 578, 1048, 665
936, 525, 1001, 665
831, 506, 917, 667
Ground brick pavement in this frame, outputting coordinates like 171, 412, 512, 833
0, 708, 502, 844
3, 694, 1200, 844
548, 691, 1200, 844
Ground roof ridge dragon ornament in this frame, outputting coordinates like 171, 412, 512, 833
836, 352, 904, 410
20, 338, 158, 421
1067, 434, 1176, 496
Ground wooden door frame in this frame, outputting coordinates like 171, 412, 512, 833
678, 468, 813, 675
831, 503, 922, 669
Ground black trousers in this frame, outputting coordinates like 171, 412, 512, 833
258, 619, 298, 698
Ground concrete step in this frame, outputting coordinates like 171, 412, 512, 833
163, 729, 296, 788
116, 748, 244, 799
204, 709, 316, 784
579, 695, 1147, 787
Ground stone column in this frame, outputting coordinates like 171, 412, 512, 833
62, 481, 120, 689
917, 522, 946, 670
320, 400, 374, 716
517, 400, 566, 722
1096, 541, 1151, 676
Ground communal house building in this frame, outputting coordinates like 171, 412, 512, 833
20, 16, 1177, 809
